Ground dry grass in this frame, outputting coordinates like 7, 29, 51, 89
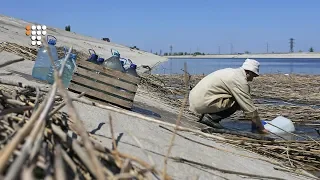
0, 40, 166, 179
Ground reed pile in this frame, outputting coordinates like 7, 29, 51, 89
205, 129, 320, 172
0, 42, 168, 180
140, 73, 320, 175
0, 82, 170, 179
0, 41, 88, 62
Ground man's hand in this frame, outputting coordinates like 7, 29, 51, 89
258, 129, 269, 134
250, 112, 269, 134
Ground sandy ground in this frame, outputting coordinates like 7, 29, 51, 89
0, 50, 314, 179
0, 14, 167, 72
167, 53, 320, 59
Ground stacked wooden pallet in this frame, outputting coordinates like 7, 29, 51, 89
68, 60, 140, 109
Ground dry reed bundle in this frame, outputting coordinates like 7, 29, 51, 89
0, 41, 88, 62
205, 128, 320, 172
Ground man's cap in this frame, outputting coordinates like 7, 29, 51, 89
242, 58, 260, 76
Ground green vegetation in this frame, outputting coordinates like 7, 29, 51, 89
130, 46, 140, 50
65, 25, 71, 31
162, 51, 206, 56
309, 47, 314, 52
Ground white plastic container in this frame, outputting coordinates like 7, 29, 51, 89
264, 116, 295, 134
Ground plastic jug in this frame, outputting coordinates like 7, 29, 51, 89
47, 49, 77, 88
120, 58, 133, 70
103, 56, 125, 72
264, 116, 295, 134
97, 57, 105, 64
32, 35, 58, 81
126, 63, 139, 77
87, 49, 104, 65
111, 49, 120, 58
87, 49, 98, 63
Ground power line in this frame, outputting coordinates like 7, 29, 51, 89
169, 45, 173, 74
289, 38, 295, 53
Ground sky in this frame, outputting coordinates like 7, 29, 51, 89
1, 0, 320, 54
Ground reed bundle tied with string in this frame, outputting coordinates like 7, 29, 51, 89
0, 41, 169, 180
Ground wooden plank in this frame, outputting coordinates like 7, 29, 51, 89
71, 76, 135, 100
76, 60, 140, 84
68, 83, 133, 109
75, 67, 138, 92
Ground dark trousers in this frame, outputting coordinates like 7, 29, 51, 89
199, 102, 240, 123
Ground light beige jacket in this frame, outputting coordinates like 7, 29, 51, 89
189, 67, 257, 118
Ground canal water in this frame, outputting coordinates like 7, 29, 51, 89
152, 58, 320, 75
152, 58, 320, 141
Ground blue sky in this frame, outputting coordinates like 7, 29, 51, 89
1, 0, 319, 54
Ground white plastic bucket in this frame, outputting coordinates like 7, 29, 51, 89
264, 116, 295, 134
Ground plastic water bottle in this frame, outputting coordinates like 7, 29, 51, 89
47, 52, 77, 88
120, 58, 133, 70
32, 35, 58, 81
264, 116, 295, 134
97, 57, 105, 65
103, 48, 125, 72
111, 49, 120, 57
87, 49, 104, 65
126, 63, 139, 77
47, 46, 67, 84
103, 56, 125, 72
87, 49, 98, 63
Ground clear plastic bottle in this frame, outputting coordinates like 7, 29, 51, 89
47, 53, 77, 88
111, 49, 120, 57
126, 63, 139, 77
96, 56, 105, 65
32, 35, 58, 81
47, 46, 68, 84
87, 49, 98, 63
103, 56, 125, 72
120, 58, 132, 70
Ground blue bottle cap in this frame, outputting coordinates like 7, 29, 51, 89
97, 57, 104, 63
89, 54, 98, 61
70, 53, 77, 59
130, 63, 137, 69
48, 39, 56, 45
261, 120, 267, 125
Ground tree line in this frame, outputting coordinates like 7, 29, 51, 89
162, 52, 205, 56
60, 29, 317, 54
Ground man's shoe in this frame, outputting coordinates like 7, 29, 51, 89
198, 114, 224, 129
